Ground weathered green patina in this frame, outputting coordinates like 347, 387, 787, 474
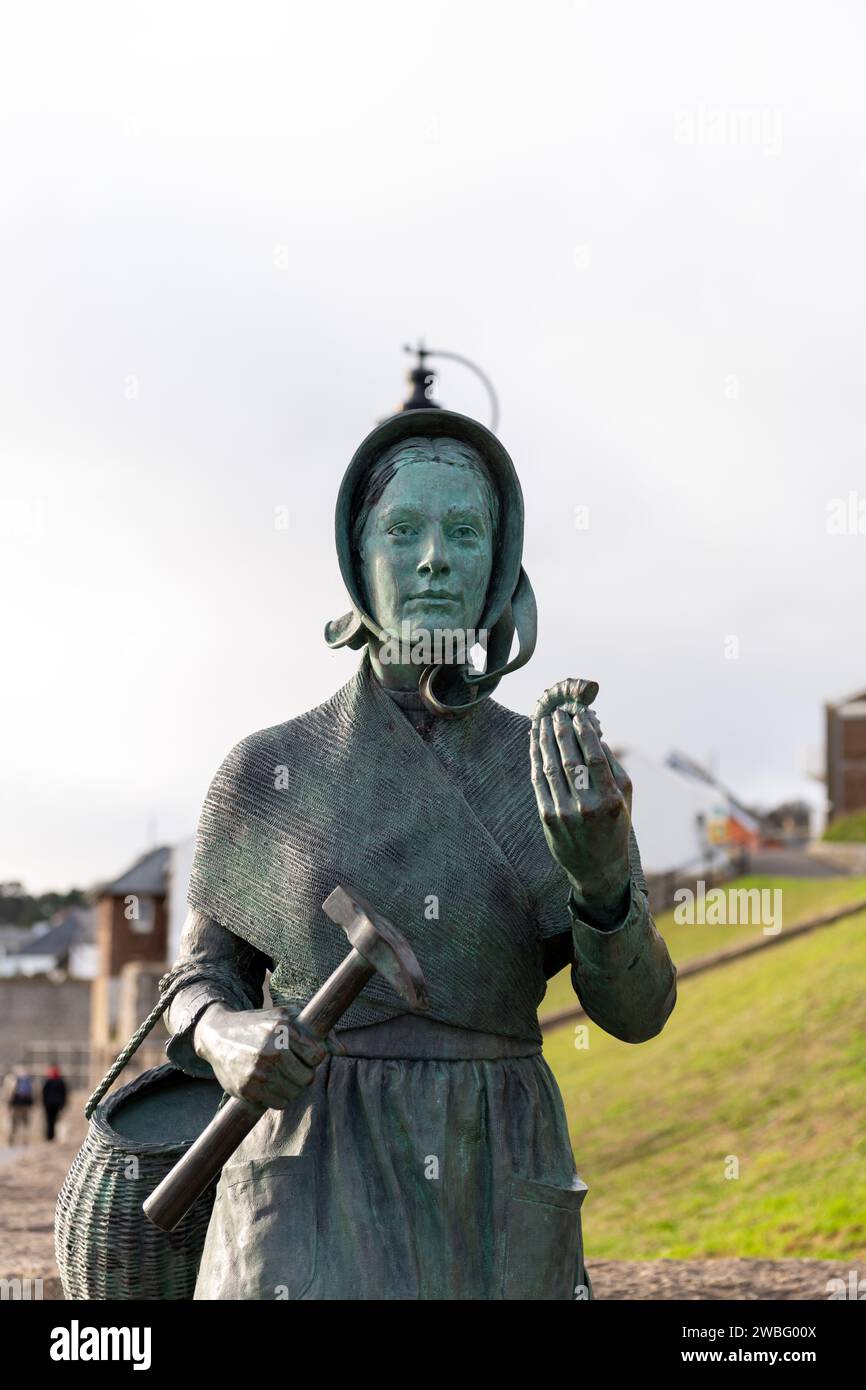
163, 408, 678, 1300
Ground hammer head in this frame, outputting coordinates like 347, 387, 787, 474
322, 884, 430, 1012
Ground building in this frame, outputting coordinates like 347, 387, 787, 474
167, 836, 195, 965
1, 843, 195, 1091
759, 800, 811, 846
0, 908, 97, 1089
90, 846, 170, 1058
0, 907, 96, 980
825, 686, 866, 823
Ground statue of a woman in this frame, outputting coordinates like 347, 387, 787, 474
162, 408, 677, 1300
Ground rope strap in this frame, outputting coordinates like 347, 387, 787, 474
84, 963, 242, 1119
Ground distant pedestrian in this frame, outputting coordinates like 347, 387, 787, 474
5, 1068, 34, 1145
42, 1065, 67, 1141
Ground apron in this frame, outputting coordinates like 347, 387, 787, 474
194, 1015, 591, 1301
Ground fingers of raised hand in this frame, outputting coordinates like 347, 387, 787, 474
584, 707, 603, 740
551, 707, 590, 796
531, 707, 629, 832
571, 707, 619, 798
538, 714, 572, 811
529, 720, 555, 820
601, 739, 633, 811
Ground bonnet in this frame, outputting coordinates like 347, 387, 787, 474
324, 408, 537, 716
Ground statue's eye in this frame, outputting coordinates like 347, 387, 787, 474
452, 524, 479, 539
387, 523, 416, 538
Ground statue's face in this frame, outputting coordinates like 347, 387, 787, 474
359, 459, 494, 641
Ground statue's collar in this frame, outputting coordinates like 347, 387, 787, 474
348, 649, 486, 738
372, 667, 439, 734
378, 684, 429, 712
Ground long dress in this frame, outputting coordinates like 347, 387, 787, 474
163, 658, 678, 1300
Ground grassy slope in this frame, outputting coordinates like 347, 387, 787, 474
541, 906, 866, 1259
541, 875, 866, 1019
824, 808, 866, 842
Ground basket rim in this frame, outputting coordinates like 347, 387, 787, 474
89, 1062, 225, 1155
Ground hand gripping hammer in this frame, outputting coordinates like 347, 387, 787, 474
143, 884, 429, 1232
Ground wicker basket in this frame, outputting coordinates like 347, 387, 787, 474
55, 1064, 224, 1300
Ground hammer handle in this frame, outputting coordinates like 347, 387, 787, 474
143, 949, 373, 1232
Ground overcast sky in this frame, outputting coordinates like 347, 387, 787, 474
2, 1, 865, 893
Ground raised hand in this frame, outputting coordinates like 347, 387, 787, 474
530, 678, 633, 928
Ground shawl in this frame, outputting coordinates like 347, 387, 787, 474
186, 651, 575, 1044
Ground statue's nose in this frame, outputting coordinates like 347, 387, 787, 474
417, 529, 450, 577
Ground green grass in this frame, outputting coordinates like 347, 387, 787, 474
540, 875, 866, 1019
542, 905, 866, 1259
824, 808, 866, 843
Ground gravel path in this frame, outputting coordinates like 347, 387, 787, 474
588, 1258, 863, 1301
0, 1134, 860, 1301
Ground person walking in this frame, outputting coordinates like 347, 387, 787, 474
6, 1068, 34, 1145
42, 1065, 67, 1141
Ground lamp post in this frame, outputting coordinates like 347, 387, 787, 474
400, 340, 441, 413
399, 339, 500, 433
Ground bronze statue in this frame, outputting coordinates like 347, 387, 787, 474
161, 408, 677, 1300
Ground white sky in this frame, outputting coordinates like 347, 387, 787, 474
1, 0, 864, 892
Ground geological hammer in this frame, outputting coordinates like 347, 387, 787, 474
143, 884, 429, 1232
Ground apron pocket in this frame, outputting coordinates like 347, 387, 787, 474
204, 1154, 318, 1300
502, 1174, 588, 1301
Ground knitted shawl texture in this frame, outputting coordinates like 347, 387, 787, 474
187, 651, 575, 1045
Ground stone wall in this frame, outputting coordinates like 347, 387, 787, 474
0, 975, 91, 1082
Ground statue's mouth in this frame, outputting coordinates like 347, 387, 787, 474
407, 592, 460, 603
